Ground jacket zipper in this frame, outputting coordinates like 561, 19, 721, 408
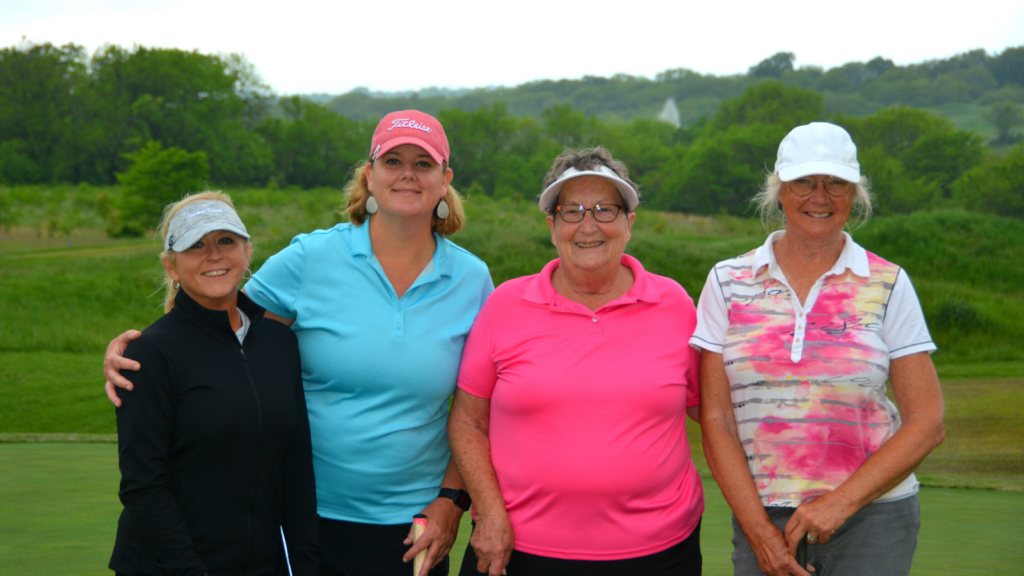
240, 347, 263, 572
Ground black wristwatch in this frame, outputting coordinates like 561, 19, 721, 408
438, 488, 472, 511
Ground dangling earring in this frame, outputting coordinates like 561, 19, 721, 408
243, 268, 252, 280
436, 198, 450, 219
171, 279, 180, 290
366, 194, 378, 214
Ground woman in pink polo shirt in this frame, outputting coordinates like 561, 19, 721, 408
448, 147, 704, 576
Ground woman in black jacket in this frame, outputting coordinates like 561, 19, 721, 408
109, 191, 319, 576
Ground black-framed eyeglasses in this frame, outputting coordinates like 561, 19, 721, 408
787, 177, 852, 197
554, 204, 624, 223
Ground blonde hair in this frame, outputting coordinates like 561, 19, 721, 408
156, 190, 252, 312
341, 160, 466, 236
752, 173, 873, 231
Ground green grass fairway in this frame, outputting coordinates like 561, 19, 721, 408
2, 444, 1022, 575
0, 444, 121, 575
918, 378, 1024, 490
0, 352, 115, 434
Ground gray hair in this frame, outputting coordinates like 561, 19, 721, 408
752, 172, 873, 231
541, 147, 639, 214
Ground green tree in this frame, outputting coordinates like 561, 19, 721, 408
710, 81, 826, 132
953, 143, 1024, 218
844, 107, 985, 212
541, 105, 600, 148
748, 52, 795, 78
902, 130, 986, 197
857, 146, 939, 215
110, 141, 209, 237
990, 46, 1024, 87
987, 101, 1024, 144
440, 103, 523, 193
257, 96, 369, 188
84, 46, 272, 184
0, 41, 90, 183
844, 106, 952, 157
662, 123, 787, 215
0, 140, 42, 184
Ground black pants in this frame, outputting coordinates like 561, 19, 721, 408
319, 516, 450, 576
459, 519, 701, 576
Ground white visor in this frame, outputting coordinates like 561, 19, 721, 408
538, 166, 639, 213
164, 200, 250, 252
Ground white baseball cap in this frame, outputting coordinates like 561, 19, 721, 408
538, 165, 640, 213
775, 122, 860, 183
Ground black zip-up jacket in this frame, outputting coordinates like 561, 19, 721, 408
109, 289, 319, 576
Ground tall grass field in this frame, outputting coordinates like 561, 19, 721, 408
2, 185, 1022, 574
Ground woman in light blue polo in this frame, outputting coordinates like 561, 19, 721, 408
105, 110, 492, 576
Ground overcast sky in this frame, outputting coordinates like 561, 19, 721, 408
3, 0, 1022, 96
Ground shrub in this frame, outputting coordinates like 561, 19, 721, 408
109, 141, 209, 237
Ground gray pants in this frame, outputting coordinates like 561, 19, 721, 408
731, 494, 920, 576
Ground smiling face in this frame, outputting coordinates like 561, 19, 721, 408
163, 230, 252, 311
547, 176, 635, 277
365, 144, 453, 222
780, 174, 853, 244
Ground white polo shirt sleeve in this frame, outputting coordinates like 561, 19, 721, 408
689, 267, 729, 354
882, 269, 937, 359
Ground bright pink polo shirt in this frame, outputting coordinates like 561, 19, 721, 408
457, 255, 703, 560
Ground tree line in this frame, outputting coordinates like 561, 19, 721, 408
325, 48, 1024, 124
2, 41, 1022, 233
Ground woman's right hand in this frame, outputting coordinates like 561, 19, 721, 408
104, 330, 142, 407
470, 511, 514, 576
748, 523, 812, 576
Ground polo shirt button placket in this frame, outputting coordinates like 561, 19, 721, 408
394, 307, 404, 337
791, 306, 806, 363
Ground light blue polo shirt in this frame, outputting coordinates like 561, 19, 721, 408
246, 221, 493, 524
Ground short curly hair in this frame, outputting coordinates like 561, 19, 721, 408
540, 147, 640, 214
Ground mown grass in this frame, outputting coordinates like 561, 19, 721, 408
2, 443, 1021, 576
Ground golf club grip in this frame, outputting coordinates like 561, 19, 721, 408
413, 514, 428, 575
796, 538, 807, 569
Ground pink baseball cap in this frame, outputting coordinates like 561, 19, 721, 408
370, 110, 450, 165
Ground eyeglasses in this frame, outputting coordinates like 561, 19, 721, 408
787, 177, 852, 197
554, 204, 624, 223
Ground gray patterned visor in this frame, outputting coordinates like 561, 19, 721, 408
164, 200, 250, 252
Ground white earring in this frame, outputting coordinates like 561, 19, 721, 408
366, 195, 378, 214
436, 198, 450, 219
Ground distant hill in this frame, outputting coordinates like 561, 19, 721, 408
301, 47, 1023, 136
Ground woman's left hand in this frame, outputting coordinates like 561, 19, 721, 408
784, 490, 857, 553
402, 497, 464, 576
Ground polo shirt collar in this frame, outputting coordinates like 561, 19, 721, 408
349, 220, 452, 278
752, 230, 870, 279
523, 254, 660, 307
